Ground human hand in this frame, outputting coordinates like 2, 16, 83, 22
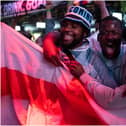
68, 60, 85, 78
43, 45, 62, 66
43, 32, 63, 67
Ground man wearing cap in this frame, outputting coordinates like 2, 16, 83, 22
63, 16, 126, 109
43, 2, 120, 88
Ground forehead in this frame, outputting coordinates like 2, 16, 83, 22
62, 19, 81, 25
61, 19, 88, 32
100, 20, 121, 30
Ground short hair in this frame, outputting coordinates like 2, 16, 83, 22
99, 16, 123, 30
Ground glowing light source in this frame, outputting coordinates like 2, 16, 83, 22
15, 25, 21, 31
36, 22, 45, 29
112, 12, 122, 20
54, 21, 60, 29
24, 25, 35, 31
91, 28, 96, 33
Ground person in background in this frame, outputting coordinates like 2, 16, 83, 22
36, 1, 55, 46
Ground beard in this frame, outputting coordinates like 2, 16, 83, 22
60, 32, 84, 49
61, 39, 82, 49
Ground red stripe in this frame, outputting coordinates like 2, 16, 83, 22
1, 67, 107, 125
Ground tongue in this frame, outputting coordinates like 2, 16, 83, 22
106, 47, 114, 56
64, 35, 73, 41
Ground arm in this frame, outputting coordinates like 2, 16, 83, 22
94, 0, 109, 19
67, 60, 126, 108
80, 73, 126, 109
45, 1, 55, 34
43, 31, 62, 66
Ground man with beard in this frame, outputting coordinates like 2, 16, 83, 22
64, 16, 126, 108
69, 16, 126, 86
62, 16, 126, 109
42, 13, 126, 109
43, 5, 121, 88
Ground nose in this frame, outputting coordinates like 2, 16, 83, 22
64, 24, 72, 32
107, 32, 114, 40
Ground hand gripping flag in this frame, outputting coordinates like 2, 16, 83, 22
1, 22, 126, 125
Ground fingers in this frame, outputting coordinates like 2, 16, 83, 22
67, 60, 85, 78
43, 46, 63, 66
43, 51, 62, 66
50, 55, 63, 66
69, 60, 81, 69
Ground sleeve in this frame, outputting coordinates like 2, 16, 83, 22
80, 73, 126, 109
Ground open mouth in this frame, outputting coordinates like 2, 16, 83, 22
63, 34, 73, 41
62, 33, 74, 44
105, 41, 114, 47
104, 44, 116, 57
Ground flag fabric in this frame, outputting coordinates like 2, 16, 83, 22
1, 22, 126, 125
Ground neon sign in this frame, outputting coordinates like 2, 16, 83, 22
1, 0, 46, 18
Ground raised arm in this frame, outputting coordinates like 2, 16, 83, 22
94, 0, 109, 19
45, 1, 55, 34
43, 31, 62, 66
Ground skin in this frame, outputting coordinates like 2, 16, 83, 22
43, 1, 109, 77
59, 19, 88, 77
43, 19, 88, 66
67, 60, 85, 78
43, 18, 123, 79
68, 19, 123, 78
98, 20, 122, 59
43, 19, 90, 76
60, 19, 88, 49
